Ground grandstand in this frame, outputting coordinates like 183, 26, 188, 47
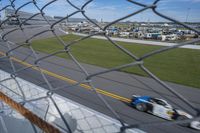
54, 16, 98, 24
2, 9, 98, 26
3, 9, 56, 25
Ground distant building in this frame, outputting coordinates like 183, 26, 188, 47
119, 32, 129, 37
144, 33, 161, 39
3, 9, 56, 25
163, 23, 169, 27
54, 16, 98, 24
161, 34, 178, 41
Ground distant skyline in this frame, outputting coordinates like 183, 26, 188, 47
1, 0, 200, 22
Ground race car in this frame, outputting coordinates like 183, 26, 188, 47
130, 95, 200, 130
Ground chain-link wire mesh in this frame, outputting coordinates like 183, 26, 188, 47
0, 0, 200, 133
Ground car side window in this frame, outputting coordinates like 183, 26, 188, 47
149, 98, 156, 103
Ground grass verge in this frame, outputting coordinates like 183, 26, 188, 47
31, 34, 200, 88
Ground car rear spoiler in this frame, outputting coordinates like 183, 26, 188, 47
132, 95, 140, 98
131, 95, 140, 101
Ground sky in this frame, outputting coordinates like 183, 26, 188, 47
1, 0, 200, 22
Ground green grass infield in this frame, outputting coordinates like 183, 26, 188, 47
31, 34, 200, 88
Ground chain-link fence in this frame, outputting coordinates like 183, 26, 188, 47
0, 0, 200, 133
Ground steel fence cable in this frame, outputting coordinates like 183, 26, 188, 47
0, 90, 61, 133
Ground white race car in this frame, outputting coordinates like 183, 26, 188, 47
130, 95, 200, 130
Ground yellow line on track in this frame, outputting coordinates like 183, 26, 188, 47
0, 51, 131, 103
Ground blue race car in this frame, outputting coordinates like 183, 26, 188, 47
130, 95, 200, 130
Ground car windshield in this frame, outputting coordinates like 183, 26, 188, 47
151, 98, 167, 106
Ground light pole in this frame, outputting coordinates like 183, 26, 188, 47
185, 8, 191, 23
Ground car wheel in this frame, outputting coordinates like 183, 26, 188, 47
136, 103, 147, 112
176, 115, 189, 127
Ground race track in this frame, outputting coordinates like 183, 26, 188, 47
0, 25, 200, 133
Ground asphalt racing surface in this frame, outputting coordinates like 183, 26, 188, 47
0, 26, 200, 133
